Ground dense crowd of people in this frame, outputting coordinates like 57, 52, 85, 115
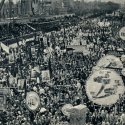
0, 12, 125, 125
0, 15, 81, 40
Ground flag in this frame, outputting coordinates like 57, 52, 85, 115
1, 42, 9, 54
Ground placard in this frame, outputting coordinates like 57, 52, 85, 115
42, 70, 50, 82
26, 91, 40, 111
17, 79, 25, 90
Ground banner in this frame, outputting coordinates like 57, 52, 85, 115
17, 79, 25, 90
66, 45, 90, 55
26, 91, 40, 111
86, 69, 124, 106
42, 70, 50, 82
31, 66, 40, 78
9, 76, 17, 87
1, 42, 9, 54
96, 55, 123, 69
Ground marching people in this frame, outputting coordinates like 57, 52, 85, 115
0, 13, 125, 125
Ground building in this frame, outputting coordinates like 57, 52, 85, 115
42, 0, 53, 15
1, 0, 14, 18
20, 0, 32, 16
51, 0, 73, 15
63, 0, 74, 10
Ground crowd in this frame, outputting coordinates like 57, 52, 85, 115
0, 15, 82, 40
0, 12, 125, 125
0, 23, 33, 40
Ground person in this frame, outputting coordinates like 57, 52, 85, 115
120, 112, 125, 125
116, 119, 122, 125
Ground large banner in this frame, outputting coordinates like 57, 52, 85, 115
86, 69, 124, 106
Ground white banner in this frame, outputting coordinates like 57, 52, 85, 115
1, 42, 9, 54
86, 69, 124, 106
